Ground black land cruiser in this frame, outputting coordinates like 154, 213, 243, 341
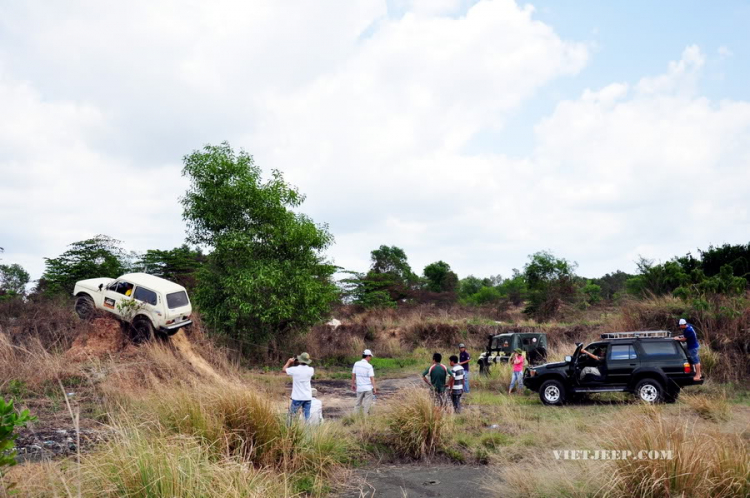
523, 331, 704, 405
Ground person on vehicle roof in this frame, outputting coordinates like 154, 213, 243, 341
674, 318, 702, 381
579, 346, 606, 383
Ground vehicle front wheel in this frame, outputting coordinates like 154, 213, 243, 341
635, 379, 664, 404
539, 380, 566, 406
131, 318, 154, 344
74, 295, 95, 320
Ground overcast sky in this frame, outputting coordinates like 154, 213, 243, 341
2, 0, 749, 282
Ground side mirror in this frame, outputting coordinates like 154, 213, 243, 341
575, 342, 583, 347
565, 355, 572, 362
98, 284, 103, 291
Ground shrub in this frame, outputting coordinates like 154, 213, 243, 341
384, 388, 451, 459
0, 398, 36, 477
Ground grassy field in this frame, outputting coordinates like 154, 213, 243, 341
1, 301, 749, 497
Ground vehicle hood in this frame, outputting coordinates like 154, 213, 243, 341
74, 277, 114, 293
534, 360, 569, 370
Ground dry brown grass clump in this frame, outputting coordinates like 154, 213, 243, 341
603, 408, 749, 497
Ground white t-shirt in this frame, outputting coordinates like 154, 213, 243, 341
286, 365, 314, 400
309, 398, 323, 425
352, 359, 374, 392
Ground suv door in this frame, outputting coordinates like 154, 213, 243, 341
102, 280, 134, 318
606, 344, 639, 385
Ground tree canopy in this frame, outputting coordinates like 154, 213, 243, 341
181, 142, 338, 347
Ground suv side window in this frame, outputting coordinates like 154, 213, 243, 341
133, 286, 158, 306
640, 341, 679, 356
610, 345, 637, 360
111, 281, 134, 296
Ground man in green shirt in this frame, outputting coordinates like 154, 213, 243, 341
422, 352, 453, 407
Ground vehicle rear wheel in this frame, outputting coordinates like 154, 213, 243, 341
131, 318, 154, 344
539, 380, 566, 406
74, 295, 95, 320
635, 379, 664, 404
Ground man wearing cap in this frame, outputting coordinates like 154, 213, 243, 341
352, 349, 377, 416
458, 343, 471, 393
674, 318, 702, 381
283, 352, 315, 423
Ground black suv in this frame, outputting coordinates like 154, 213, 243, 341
523, 331, 704, 405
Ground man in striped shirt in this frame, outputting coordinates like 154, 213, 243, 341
448, 355, 465, 414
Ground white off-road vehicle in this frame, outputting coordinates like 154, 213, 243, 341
73, 273, 192, 342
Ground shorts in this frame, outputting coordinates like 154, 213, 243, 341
687, 347, 700, 365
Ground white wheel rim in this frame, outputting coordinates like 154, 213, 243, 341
640, 384, 658, 402
544, 385, 560, 402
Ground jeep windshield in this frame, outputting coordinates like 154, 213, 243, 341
167, 291, 189, 309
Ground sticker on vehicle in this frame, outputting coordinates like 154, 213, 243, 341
104, 297, 115, 309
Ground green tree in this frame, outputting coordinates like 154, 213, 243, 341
40, 235, 128, 295
523, 251, 578, 320
0, 263, 30, 296
137, 245, 205, 291
181, 142, 338, 348
581, 280, 602, 305
422, 260, 458, 293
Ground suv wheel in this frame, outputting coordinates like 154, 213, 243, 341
635, 379, 664, 403
74, 295, 95, 320
131, 318, 154, 344
540, 380, 565, 406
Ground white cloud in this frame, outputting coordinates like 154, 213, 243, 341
1, 1, 749, 286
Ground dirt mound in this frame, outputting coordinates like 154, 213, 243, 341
170, 329, 228, 384
65, 318, 127, 361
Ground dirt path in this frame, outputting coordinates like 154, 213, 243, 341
337, 464, 494, 497
315, 376, 422, 419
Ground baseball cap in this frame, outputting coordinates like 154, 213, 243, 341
363, 349, 373, 356
458, 343, 466, 348
678, 318, 687, 325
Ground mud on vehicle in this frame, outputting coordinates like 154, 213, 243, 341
523, 331, 704, 405
73, 273, 192, 343
477, 332, 548, 374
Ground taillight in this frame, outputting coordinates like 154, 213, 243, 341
684, 363, 691, 373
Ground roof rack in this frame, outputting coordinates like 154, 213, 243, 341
600, 331, 671, 339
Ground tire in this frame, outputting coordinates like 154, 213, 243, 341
635, 378, 664, 404
131, 317, 154, 344
539, 379, 566, 406
74, 295, 95, 320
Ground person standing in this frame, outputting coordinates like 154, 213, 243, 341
458, 343, 471, 393
283, 352, 315, 423
352, 349, 377, 416
674, 318, 702, 381
448, 355, 465, 413
508, 348, 525, 395
422, 352, 452, 407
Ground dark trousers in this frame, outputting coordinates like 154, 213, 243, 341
450, 391, 462, 413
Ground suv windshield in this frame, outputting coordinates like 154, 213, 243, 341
167, 291, 189, 309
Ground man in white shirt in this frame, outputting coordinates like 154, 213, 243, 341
309, 388, 323, 425
351, 349, 377, 416
283, 352, 314, 423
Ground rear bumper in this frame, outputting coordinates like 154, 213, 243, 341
159, 320, 192, 333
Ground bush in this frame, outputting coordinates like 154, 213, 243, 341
384, 388, 451, 459
0, 398, 36, 477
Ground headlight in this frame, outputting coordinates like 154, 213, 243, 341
529, 369, 536, 377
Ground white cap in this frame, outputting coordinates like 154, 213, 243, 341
679, 318, 687, 325
363, 349, 373, 356
311, 388, 318, 397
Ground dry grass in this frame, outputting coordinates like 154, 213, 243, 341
602, 409, 750, 498
681, 390, 731, 422
380, 388, 453, 459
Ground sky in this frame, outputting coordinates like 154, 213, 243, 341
1, 0, 749, 283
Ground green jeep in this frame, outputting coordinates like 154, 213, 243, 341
478, 332, 548, 374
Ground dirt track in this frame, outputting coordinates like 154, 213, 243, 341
315, 376, 422, 419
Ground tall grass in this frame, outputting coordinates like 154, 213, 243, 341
383, 388, 452, 459
604, 411, 750, 497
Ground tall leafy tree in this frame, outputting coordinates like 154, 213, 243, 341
40, 235, 128, 295
422, 260, 458, 293
0, 263, 30, 297
523, 251, 578, 320
138, 245, 205, 291
181, 142, 337, 345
